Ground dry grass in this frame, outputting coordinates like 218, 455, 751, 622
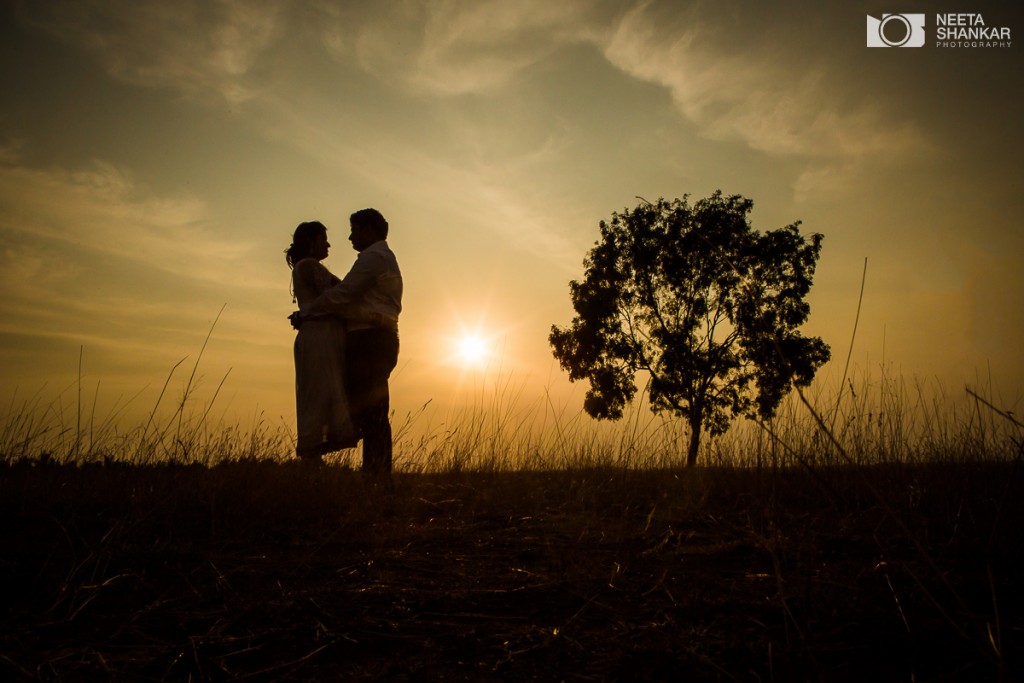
1, 456, 1022, 680
1, 358, 1022, 680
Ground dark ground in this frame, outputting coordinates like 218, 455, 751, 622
0, 461, 1021, 681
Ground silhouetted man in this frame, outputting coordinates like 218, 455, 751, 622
305, 208, 402, 477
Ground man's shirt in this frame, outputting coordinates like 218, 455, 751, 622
306, 240, 402, 331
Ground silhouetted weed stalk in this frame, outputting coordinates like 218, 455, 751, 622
0, 370, 293, 466
1, 308, 290, 466
2, 358, 1018, 470
0, 302, 1019, 467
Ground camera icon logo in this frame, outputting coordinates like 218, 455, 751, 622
867, 14, 926, 47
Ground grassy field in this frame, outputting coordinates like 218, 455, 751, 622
1, 369, 1022, 680
1, 457, 1021, 681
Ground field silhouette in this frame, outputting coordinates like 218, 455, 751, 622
1, 357, 1022, 680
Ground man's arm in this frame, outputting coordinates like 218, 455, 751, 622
303, 251, 380, 317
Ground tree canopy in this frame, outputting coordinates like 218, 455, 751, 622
549, 191, 831, 466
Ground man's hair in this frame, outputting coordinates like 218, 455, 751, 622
350, 208, 388, 240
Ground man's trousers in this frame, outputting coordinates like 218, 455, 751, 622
346, 327, 399, 476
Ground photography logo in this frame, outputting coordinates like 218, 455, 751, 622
936, 13, 1012, 48
867, 14, 926, 47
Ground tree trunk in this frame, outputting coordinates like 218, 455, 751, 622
685, 416, 702, 467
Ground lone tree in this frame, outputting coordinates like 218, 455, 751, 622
550, 191, 831, 467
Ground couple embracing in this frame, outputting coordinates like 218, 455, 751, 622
285, 208, 402, 476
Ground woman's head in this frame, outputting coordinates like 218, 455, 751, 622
285, 221, 328, 268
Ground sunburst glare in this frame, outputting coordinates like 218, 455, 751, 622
455, 334, 489, 367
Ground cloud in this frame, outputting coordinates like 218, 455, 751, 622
316, 0, 932, 163
0, 156, 287, 411
244, 93, 586, 272
322, 0, 607, 95
0, 159, 260, 286
16, 0, 287, 102
0, 138, 25, 164
599, 3, 932, 164
0, 155, 283, 368
315, 0, 933, 201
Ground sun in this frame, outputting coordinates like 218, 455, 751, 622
455, 334, 489, 367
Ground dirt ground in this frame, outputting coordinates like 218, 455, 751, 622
1, 462, 1021, 681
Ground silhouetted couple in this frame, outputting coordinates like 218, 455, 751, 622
285, 208, 402, 477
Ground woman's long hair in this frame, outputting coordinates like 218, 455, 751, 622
285, 221, 327, 270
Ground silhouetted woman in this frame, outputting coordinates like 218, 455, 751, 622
286, 221, 357, 461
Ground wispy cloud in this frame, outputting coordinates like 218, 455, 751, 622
322, 0, 606, 95
16, 0, 287, 102
316, 0, 932, 162
599, 3, 932, 164
12, 0, 937, 195
0, 152, 288, 352
0, 159, 261, 287
243, 92, 587, 272
0, 154, 287, 404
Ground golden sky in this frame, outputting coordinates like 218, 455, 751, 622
1, 0, 1022, 431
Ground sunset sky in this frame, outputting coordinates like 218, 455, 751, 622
1, 0, 1022, 435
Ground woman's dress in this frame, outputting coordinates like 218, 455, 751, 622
292, 258, 356, 456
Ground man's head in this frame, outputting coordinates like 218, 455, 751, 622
349, 208, 388, 252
